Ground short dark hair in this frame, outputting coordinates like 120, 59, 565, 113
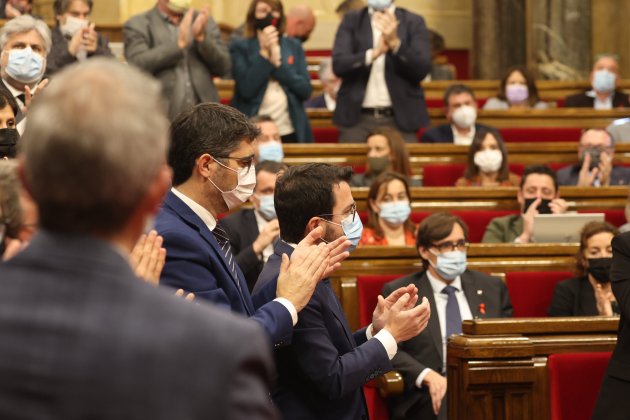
520, 165, 558, 192
249, 114, 275, 125
256, 160, 286, 176
169, 103, 260, 186
443, 84, 475, 107
463, 127, 510, 182
416, 212, 469, 269
275, 163, 352, 243
54, 0, 93, 16
0, 89, 17, 118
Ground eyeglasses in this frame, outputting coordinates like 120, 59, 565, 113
431, 239, 469, 253
318, 203, 357, 224
214, 154, 254, 174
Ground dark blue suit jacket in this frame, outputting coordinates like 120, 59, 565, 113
253, 241, 392, 420
332, 7, 431, 132
230, 36, 313, 142
420, 123, 494, 143
304, 94, 327, 109
156, 190, 293, 348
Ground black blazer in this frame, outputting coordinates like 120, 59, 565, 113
548, 276, 599, 316
420, 123, 494, 143
253, 240, 392, 420
563, 90, 630, 108
332, 7, 431, 132
218, 208, 263, 293
593, 232, 630, 419
382, 270, 512, 420
0, 231, 276, 419
557, 164, 630, 186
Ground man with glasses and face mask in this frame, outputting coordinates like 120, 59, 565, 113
557, 128, 630, 187
156, 103, 349, 349
383, 212, 512, 420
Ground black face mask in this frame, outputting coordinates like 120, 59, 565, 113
254, 13, 278, 31
523, 198, 552, 214
580, 148, 601, 171
0, 128, 19, 159
296, 34, 309, 43
587, 257, 612, 283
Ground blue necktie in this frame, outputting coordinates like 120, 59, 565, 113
212, 226, 242, 293
442, 285, 462, 338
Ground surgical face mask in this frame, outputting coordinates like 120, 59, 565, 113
207, 160, 256, 210
379, 200, 411, 226
592, 69, 616, 93
322, 212, 363, 252
167, 0, 191, 13
368, 0, 392, 11
256, 193, 276, 220
474, 149, 503, 173
0, 128, 19, 159
60, 15, 88, 37
368, 156, 389, 175
430, 249, 467, 281
451, 105, 477, 129
4, 47, 45, 84
505, 84, 529, 104
587, 257, 612, 283
523, 198, 552, 214
254, 13, 279, 31
258, 141, 283, 162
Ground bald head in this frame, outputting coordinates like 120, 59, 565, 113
285, 4, 315, 43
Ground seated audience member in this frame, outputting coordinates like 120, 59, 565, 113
350, 126, 417, 187
482, 165, 568, 243
483, 66, 549, 110
0, 15, 51, 134
0, 90, 19, 158
557, 128, 630, 186
253, 163, 431, 420
1, 0, 31, 18
0, 58, 277, 419
455, 128, 520, 187
426, 29, 455, 81
549, 221, 619, 317
218, 160, 285, 292
46, 0, 113, 76
382, 212, 512, 420
564, 55, 629, 109
304, 57, 339, 110
360, 172, 415, 246
230, 0, 312, 143
250, 114, 284, 163
422, 84, 493, 145
284, 4, 316, 43
607, 117, 630, 143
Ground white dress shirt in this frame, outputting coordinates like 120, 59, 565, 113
415, 270, 473, 388
254, 209, 275, 263
586, 89, 613, 110
171, 187, 298, 325
451, 125, 476, 146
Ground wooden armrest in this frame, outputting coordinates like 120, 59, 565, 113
376, 370, 404, 397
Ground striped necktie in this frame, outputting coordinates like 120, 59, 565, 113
212, 226, 241, 293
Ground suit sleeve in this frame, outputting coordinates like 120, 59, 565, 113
482, 219, 507, 243
271, 40, 312, 101
420, 128, 438, 143
548, 280, 576, 316
194, 17, 231, 77
123, 16, 185, 74
332, 14, 370, 78
230, 39, 275, 100
291, 290, 392, 400
499, 279, 513, 317
387, 13, 431, 86
611, 234, 630, 320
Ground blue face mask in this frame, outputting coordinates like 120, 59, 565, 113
592, 69, 616, 93
430, 250, 467, 280
379, 200, 411, 226
368, 0, 392, 11
258, 141, 284, 163
257, 193, 276, 220
5, 47, 45, 84
322, 213, 364, 252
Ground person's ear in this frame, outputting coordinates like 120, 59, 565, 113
517, 189, 524, 207
418, 246, 432, 263
305, 216, 322, 235
197, 154, 214, 178
368, 199, 380, 214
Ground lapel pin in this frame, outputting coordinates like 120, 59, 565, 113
477, 289, 483, 295
478, 303, 486, 315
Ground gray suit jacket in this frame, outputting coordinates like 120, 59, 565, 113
123, 6, 230, 119
0, 231, 277, 420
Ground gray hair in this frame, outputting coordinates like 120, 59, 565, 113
0, 159, 23, 238
0, 15, 52, 55
20, 58, 169, 234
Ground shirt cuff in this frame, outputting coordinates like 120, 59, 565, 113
415, 368, 433, 388
365, 49, 374, 66
274, 297, 298, 326
374, 328, 397, 360
366, 323, 375, 339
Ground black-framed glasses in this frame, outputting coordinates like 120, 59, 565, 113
214, 154, 254, 174
318, 203, 357, 223
431, 239, 469, 253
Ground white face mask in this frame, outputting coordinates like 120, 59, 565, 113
474, 149, 503, 173
451, 105, 477, 129
207, 160, 256, 210
60, 15, 88, 37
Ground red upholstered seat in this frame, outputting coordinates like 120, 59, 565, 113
579, 209, 626, 227
313, 127, 340, 143
363, 381, 389, 420
548, 352, 612, 420
505, 271, 573, 317
499, 127, 581, 143
357, 275, 404, 328
422, 163, 466, 187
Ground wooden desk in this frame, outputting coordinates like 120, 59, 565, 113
447, 317, 619, 420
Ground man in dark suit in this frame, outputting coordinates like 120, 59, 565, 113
383, 212, 512, 420
332, 1, 431, 143
421, 84, 495, 145
592, 231, 630, 419
123, 0, 230, 120
0, 58, 276, 419
219, 160, 285, 292
564, 55, 630, 109
156, 103, 344, 349
253, 163, 431, 420
557, 128, 630, 186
